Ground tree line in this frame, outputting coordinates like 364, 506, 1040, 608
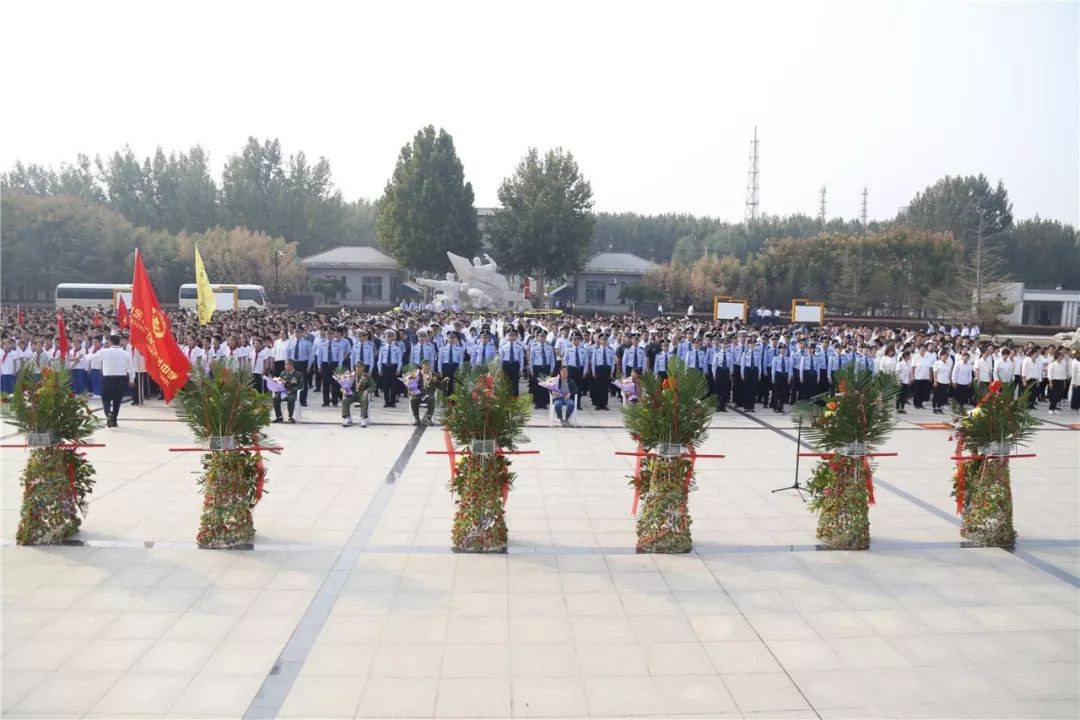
4, 131, 1077, 311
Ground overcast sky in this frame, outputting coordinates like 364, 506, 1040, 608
2, 0, 1077, 224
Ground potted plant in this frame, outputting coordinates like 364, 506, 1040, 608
621, 357, 714, 553
950, 380, 1037, 547
3, 366, 101, 545
174, 363, 274, 548
442, 364, 531, 552
793, 366, 899, 550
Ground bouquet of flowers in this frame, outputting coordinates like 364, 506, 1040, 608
264, 377, 288, 398
613, 377, 639, 402
538, 375, 560, 393
333, 369, 354, 396
949, 379, 1036, 546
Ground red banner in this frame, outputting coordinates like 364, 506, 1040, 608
117, 295, 130, 329
56, 312, 68, 367
129, 250, 191, 401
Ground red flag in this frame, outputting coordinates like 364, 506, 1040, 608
17, 304, 23, 326
129, 250, 191, 401
116, 295, 130, 329
56, 312, 69, 367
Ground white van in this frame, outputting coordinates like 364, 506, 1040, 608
55, 283, 132, 309
178, 284, 267, 311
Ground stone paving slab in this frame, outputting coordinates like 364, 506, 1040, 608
1, 400, 1077, 718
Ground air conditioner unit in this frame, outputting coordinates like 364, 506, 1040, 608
607, 277, 618, 286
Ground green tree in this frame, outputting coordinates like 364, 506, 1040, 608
1000, 217, 1080, 289
903, 174, 1013, 253
376, 126, 480, 273
0, 192, 138, 301
311, 277, 350, 304
488, 147, 595, 308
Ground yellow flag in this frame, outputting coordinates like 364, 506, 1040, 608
194, 245, 216, 325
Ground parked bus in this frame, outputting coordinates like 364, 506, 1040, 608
55, 283, 132, 309
178, 284, 267, 311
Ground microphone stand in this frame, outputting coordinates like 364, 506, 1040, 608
770, 391, 829, 500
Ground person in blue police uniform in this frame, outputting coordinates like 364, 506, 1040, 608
377, 329, 403, 407
756, 335, 777, 406
320, 327, 351, 407
562, 332, 588, 405
499, 328, 524, 399
651, 344, 669, 380
621, 333, 646, 379
288, 327, 314, 407
410, 329, 438, 369
471, 329, 498, 366
685, 336, 710, 398
438, 331, 466, 396
351, 329, 376, 378
527, 329, 556, 410
587, 334, 615, 410
731, 336, 746, 406
771, 344, 792, 413
712, 337, 732, 412
741, 338, 764, 411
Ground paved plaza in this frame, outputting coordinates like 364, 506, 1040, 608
1, 399, 1077, 719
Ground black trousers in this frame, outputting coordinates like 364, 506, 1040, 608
567, 366, 586, 405
529, 366, 550, 408
756, 372, 771, 405
293, 360, 309, 405
1024, 379, 1038, 408
502, 361, 521, 398
771, 373, 788, 411
102, 375, 127, 420
590, 366, 611, 409
1070, 384, 1080, 411
321, 363, 341, 405
913, 379, 931, 408
954, 383, 972, 408
714, 368, 731, 410
798, 372, 815, 401
273, 394, 296, 420
442, 363, 459, 397
1049, 379, 1065, 410
742, 368, 759, 410
732, 368, 743, 406
897, 384, 910, 410
274, 360, 286, 376
380, 363, 399, 406
932, 383, 950, 409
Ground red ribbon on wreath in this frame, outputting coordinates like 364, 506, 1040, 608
630, 442, 644, 516
953, 433, 966, 514
861, 455, 875, 505
254, 454, 266, 503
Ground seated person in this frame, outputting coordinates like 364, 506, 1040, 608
409, 360, 441, 426
550, 366, 579, 427
342, 363, 377, 427
272, 360, 303, 423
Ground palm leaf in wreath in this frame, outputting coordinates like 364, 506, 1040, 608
173, 361, 272, 446
442, 363, 531, 450
791, 365, 899, 451
621, 357, 713, 449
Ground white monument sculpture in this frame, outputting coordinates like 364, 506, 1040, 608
417, 252, 532, 311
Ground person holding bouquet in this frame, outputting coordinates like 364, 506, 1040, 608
409, 360, 440, 426
271, 359, 304, 424
341, 362, 376, 427
550, 366, 579, 427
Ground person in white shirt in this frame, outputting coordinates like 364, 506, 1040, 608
1020, 349, 1040, 409
100, 334, 135, 427
1046, 351, 1069, 414
931, 351, 952, 414
251, 337, 274, 392
975, 350, 994, 385
951, 352, 974, 409
913, 348, 935, 409
0, 338, 18, 394
894, 350, 913, 413
1069, 350, 1080, 413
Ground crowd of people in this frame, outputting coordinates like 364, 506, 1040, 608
2, 304, 1079, 430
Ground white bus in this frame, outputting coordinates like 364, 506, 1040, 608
178, 284, 267, 312
55, 283, 132, 309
